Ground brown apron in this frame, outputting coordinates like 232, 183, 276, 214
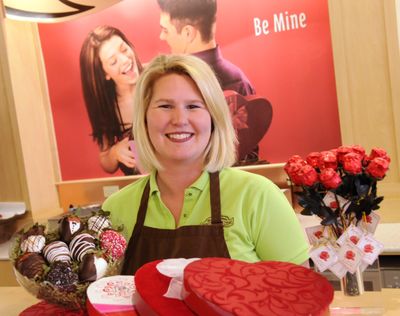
121, 172, 230, 275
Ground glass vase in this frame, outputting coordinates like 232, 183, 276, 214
341, 267, 364, 296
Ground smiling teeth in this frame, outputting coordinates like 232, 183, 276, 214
122, 62, 132, 74
168, 133, 191, 140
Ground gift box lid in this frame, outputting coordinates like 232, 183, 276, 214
86, 275, 137, 316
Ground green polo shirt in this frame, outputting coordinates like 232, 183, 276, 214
103, 168, 309, 264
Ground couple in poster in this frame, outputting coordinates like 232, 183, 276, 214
80, 0, 272, 175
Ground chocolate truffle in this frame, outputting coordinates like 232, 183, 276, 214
69, 233, 96, 262
87, 215, 111, 234
20, 235, 46, 253
46, 261, 78, 291
59, 215, 83, 243
79, 253, 108, 282
16, 252, 46, 279
99, 230, 127, 260
43, 240, 71, 263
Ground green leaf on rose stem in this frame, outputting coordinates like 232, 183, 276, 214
321, 213, 337, 226
318, 206, 333, 218
300, 208, 314, 216
374, 196, 384, 204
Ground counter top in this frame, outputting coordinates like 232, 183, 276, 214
0, 286, 399, 316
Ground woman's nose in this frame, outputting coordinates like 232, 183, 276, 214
119, 53, 130, 65
171, 107, 188, 125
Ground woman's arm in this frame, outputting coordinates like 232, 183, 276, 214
252, 180, 310, 265
99, 137, 136, 173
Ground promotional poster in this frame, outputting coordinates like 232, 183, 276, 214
37, 0, 341, 180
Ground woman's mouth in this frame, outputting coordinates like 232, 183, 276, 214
121, 62, 133, 75
166, 133, 193, 142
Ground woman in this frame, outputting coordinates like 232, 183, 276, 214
80, 25, 143, 175
102, 54, 309, 275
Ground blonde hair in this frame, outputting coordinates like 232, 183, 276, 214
132, 54, 237, 172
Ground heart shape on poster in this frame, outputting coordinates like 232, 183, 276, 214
183, 258, 333, 316
224, 90, 273, 160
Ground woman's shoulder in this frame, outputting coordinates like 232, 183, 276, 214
220, 167, 276, 187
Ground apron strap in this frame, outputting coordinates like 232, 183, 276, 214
133, 180, 151, 236
121, 180, 150, 274
209, 171, 222, 225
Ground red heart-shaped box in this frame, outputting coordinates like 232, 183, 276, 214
133, 260, 194, 316
183, 258, 333, 316
224, 90, 273, 161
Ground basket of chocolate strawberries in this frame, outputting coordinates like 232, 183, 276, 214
9, 210, 127, 310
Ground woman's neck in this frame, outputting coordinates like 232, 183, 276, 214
156, 165, 204, 196
156, 165, 204, 226
116, 84, 135, 125
116, 82, 135, 98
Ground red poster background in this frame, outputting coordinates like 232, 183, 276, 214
38, 0, 341, 180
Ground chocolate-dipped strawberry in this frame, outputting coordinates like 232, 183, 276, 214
87, 214, 111, 234
43, 240, 71, 263
99, 230, 127, 260
23, 223, 46, 237
16, 252, 46, 279
69, 233, 96, 262
45, 261, 78, 292
59, 215, 83, 244
19, 223, 46, 253
78, 253, 108, 282
20, 235, 46, 253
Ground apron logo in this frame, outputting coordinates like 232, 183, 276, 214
201, 215, 234, 227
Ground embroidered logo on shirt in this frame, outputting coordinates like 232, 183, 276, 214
201, 215, 234, 227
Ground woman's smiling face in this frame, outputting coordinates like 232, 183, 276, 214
99, 35, 139, 86
146, 73, 212, 168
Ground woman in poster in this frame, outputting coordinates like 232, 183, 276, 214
80, 25, 143, 175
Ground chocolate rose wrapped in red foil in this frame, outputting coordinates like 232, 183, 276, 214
318, 150, 338, 170
284, 155, 307, 186
319, 168, 342, 189
366, 157, 390, 179
298, 164, 319, 187
285, 145, 391, 228
342, 152, 363, 175
306, 152, 321, 168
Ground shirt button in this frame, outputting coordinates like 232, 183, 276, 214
183, 214, 187, 218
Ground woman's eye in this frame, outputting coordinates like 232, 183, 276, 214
187, 104, 201, 109
110, 59, 117, 66
159, 104, 171, 109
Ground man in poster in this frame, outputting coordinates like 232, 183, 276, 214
157, 0, 272, 162
157, 0, 255, 96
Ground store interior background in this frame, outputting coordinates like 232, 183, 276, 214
1, 0, 399, 286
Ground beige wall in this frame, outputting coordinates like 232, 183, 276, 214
0, 0, 399, 222
0, 16, 60, 222
328, 0, 400, 212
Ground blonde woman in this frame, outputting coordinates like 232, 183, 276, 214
102, 54, 308, 274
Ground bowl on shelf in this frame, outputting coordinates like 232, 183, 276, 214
0, 202, 26, 244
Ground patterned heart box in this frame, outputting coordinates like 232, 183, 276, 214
183, 258, 333, 316
134, 258, 333, 316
